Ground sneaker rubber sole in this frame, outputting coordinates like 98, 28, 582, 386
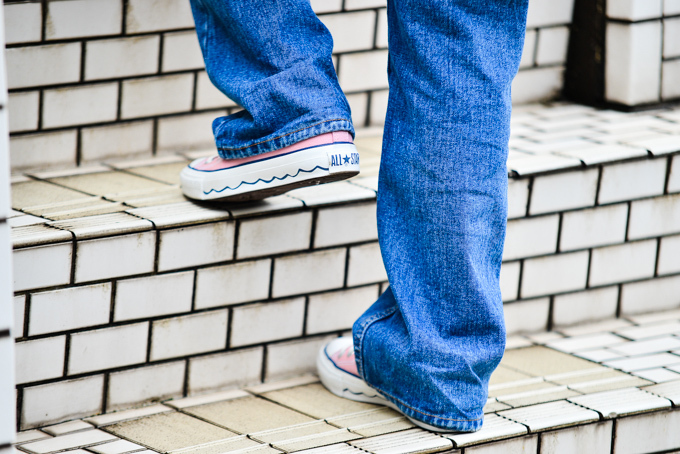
180, 142, 360, 202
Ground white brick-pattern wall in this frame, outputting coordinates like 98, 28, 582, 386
4, 0, 574, 170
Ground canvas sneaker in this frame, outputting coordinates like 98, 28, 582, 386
317, 337, 461, 433
180, 131, 360, 202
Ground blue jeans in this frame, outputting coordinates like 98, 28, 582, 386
190, 0, 528, 432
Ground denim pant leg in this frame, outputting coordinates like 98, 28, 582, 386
188, 0, 354, 159
353, 0, 528, 432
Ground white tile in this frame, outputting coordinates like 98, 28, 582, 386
121, 74, 194, 119
664, 60, 680, 100
520, 30, 536, 69
666, 0, 680, 14
625, 308, 680, 324
115, 272, 193, 321
21, 376, 104, 430
81, 121, 154, 163
507, 179, 529, 219
15, 336, 66, 385
574, 349, 623, 363
503, 215, 559, 260
188, 347, 263, 393
46, 0, 121, 39
10, 130, 78, 170
75, 231, 156, 282
604, 353, 680, 371
14, 295, 25, 338
344, 0, 386, 9
608, 0, 663, 20
536, 26, 570, 66
272, 249, 346, 298
511, 66, 565, 105
265, 335, 338, 382
13, 243, 72, 292
499, 400, 600, 432
664, 17, 680, 59
69, 323, 148, 374
645, 380, 680, 405
237, 212, 312, 259
85, 404, 170, 427
8, 91, 39, 133
6, 43, 81, 89
310, 0, 342, 13
521, 251, 589, 298
526, 0, 575, 27
658, 235, 680, 275
557, 143, 648, 166
126, 0, 194, 33
321, 11, 376, 53
500, 261, 521, 302
369, 90, 389, 126
162, 31, 204, 72
314, 203, 378, 248
306, 286, 377, 335
615, 410, 680, 454
598, 158, 666, 204
87, 439, 145, 454
165, 389, 249, 409
633, 368, 680, 383
465, 435, 536, 454
552, 287, 620, 327
158, 222, 235, 271
605, 21, 662, 105
346, 242, 386, 287
4, 2, 42, 44
558, 318, 633, 337
559, 204, 628, 251
620, 275, 680, 315
547, 332, 626, 353
85, 36, 160, 80
29, 283, 111, 336
504, 298, 550, 335
150, 310, 228, 360
42, 83, 119, 128
349, 428, 453, 454
194, 71, 237, 110
609, 336, 680, 357
589, 240, 657, 287
195, 259, 270, 309
539, 421, 613, 454
444, 413, 527, 447
230, 298, 305, 347
156, 111, 223, 154
628, 194, 680, 239
21, 432, 117, 454
338, 50, 389, 92
616, 320, 680, 340
570, 386, 671, 420
107, 361, 185, 411
529, 168, 598, 215
0, 336, 14, 445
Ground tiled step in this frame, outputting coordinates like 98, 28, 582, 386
10, 313, 680, 454
8, 102, 680, 429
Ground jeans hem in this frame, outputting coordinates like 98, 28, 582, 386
215, 118, 354, 159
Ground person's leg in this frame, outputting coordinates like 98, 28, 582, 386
352, 0, 528, 432
182, 0, 360, 202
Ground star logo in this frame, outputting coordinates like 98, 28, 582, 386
343, 155, 350, 165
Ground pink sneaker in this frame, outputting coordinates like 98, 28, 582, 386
180, 131, 360, 202
317, 337, 462, 433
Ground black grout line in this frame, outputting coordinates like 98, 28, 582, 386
37, 89, 44, 130
524, 177, 534, 217
342, 246, 350, 288
615, 284, 623, 318
40, 0, 47, 42
301, 296, 309, 336
116, 80, 124, 121
555, 213, 563, 253
63, 334, 71, 376
232, 220, 241, 261
101, 373, 110, 413
75, 127, 83, 166
546, 296, 554, 331
145, 322, 153, 362
121, 0, 129, 35
371, 8, 380, 50
157, 33, 165, 75
260, 344, 268, 383
79, 41, 86, 82
69, 234, 78, 285
624, 201, 632, 242
585, 249, 593, 289
308, 209, 318, 249
151, 117, 159, 156
225, 308, 232, 350
594, 166, 603, 205
182, 358, 190, 397
364, 91, 373, 128
191, 71, 198, 112
663, 155, 673, 195
22, 294, 31, 339
610, 419, 617, 453
653, 237, 662, 277
109, 280, 117, 324
0, 329, 10, 338
516, 259, 525, 300
267, 258, 275, 300
190, 269, 198, 312
15, 387, 23, 432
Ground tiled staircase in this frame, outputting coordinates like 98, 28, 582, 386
8, 101, 680, 453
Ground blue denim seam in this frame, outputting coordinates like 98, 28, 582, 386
356, 308, 483, 424
216, 118, 354, 158
353, 306, 398, 379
